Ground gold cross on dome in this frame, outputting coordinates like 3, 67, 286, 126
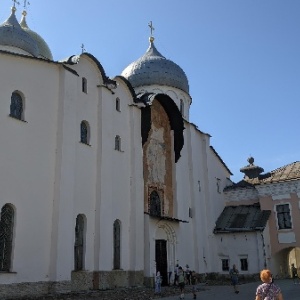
148, 21, 155, 37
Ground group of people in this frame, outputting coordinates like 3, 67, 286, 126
174, 264, 197, 299
155, 264, 197, 299
156, 262, 298, 299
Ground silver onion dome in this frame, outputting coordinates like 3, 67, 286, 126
121, 37, 189, 94
0, 7, 39, 57
20, 11, 53, 60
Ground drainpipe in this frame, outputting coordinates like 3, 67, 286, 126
260, 230, 267, 269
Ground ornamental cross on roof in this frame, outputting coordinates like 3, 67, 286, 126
23, 0, 30, 10
148, 21, 155, 37
12, 0, 20, 8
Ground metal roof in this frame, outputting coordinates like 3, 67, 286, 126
121, 39, 189, 94
0, 8, 39, 57
214, 204, 271, 233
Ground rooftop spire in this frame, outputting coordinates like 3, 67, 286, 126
240, 157, 264, 179
21, 0, 30, 21
148, 21, 155, 43
12, 0, 20, 11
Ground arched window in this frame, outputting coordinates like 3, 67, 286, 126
115, 135, 121, 151
80, 121, 90, 145
10, 91, 24, 120
82, 77, 87, 93
113, 219, 121, 269
149, 191, 161, 217
0, 204, 14, 272
116, 97, 120, 112
74, 214, 85, 271
180, 99, 184, 115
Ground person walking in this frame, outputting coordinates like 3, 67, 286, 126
229, 264, 239, 294
291, 264, 299, 284
185, 264, 191, 285
178, 266, 185, 299
255, 269, 283, 300
191, 270, 197, 299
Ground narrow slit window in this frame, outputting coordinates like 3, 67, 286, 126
80, 121, 90, 145
82, 77, 87, 93
115, 135, 121, 151
116, 97, 120, 112
113, 219, 121, 269
0, 204, 14, 272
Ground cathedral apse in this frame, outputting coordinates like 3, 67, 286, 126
143, 99, 174, 217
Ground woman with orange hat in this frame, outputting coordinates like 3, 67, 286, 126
255, 269, 283, 300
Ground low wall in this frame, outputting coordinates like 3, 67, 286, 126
0, 270, 144, 299
0, 280, 71, 299
71, 270, 144, 291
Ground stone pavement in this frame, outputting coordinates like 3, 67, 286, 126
157, 279, 300, 300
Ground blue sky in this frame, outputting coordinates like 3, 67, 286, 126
2, 0, 299, 182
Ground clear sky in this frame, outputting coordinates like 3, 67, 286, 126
2, 0, 299, 182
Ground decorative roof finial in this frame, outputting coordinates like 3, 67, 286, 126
12, 0, 20, 11
148, 21, 155, 43
22, 0, 30, 15
240, 156, 264, 179
81, 43, 86, 54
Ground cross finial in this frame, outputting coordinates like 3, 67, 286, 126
23, 0, 30, 10
81, 44, 86, 54
148, 21, 155, 37
12, 0, 20, 8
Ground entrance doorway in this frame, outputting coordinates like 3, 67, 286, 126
155, 239, 168, 286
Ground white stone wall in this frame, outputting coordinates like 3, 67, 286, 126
0, 52, 145, 289
0, 53, 60, 283
215, 231, 266, 274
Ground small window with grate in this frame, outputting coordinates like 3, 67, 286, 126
115, 135, 121, 151
10, 91, 24, 120
80, 121, 90, 145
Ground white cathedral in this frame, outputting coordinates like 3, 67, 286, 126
0, 3, 277, 299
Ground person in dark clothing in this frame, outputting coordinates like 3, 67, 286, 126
229, 264, 239, 294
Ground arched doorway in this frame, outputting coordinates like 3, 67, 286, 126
288, 247, 300, 277
155, 221, 177, 286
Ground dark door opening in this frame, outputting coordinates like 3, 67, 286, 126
155, 239, 168, 286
